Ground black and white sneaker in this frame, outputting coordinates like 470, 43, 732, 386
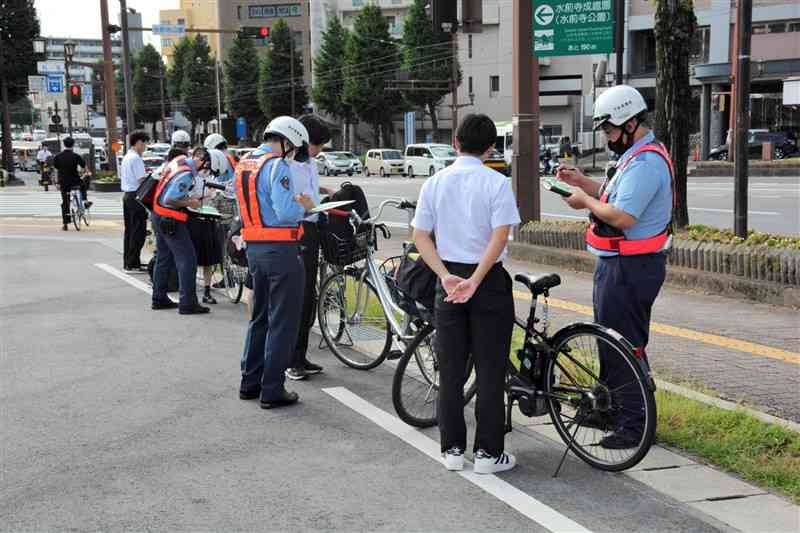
442, 446, 464, 471
473, 449, 516, 474
285, 368, 308, 381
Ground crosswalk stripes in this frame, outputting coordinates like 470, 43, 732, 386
0, 191, 123, 217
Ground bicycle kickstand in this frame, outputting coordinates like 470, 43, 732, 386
552, 412, 586, 478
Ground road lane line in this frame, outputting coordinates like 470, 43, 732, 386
322, 386, 593, 533
512, 290, 800, 366
688, 207, 780, 215
94, 263, 177, 302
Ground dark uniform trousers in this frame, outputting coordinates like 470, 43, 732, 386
593, 253, 666, 434
241, 242, 305, 401
123, 191, 148, 269
435, 262, 514, 457
151, 212, 199, 309
291, 221, 320, 368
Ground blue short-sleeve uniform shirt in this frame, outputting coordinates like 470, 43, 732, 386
245, 144, 306, 227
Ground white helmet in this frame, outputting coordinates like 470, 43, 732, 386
208, 148, 230, 176
592, 84, 648, 130
204, 133, 227, 150
263, 116, 309, 149
171, 129, 191, 146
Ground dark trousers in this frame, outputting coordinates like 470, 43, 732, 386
593, 254, 666, 433
123, 192, 148, 269
435, 262, 514, 456
291, 221, 320, 368
240, 242, 305, 401
151, 212, 198, 309
60, 183, 87, 225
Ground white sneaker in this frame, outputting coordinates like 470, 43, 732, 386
473, 449, 516, 474
442, 447, 464, 471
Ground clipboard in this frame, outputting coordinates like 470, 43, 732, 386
309, 200, 356, 214
187, 205, 223, 219
542, 178, 573, 197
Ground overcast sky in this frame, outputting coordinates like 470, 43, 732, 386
34, 0, 179, 51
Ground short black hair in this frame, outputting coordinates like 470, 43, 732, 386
63, 137, 75, 148
130, 131, 150, 147
456, 114, 497, 156
166, 147, 186, 161
299, 114, 331, 146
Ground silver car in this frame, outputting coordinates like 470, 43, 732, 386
316, 152, 356, 176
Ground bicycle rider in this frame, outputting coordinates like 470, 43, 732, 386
53, 137, 92, 231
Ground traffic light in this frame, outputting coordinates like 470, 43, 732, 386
69, 84, 82, 105
430, 0, 457, 32
238, 26, 269, 39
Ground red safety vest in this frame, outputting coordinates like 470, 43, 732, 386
153, 156, 193, 223
235, 153, 304, 242
585, 141, 675, 255
225, 152, 238, 172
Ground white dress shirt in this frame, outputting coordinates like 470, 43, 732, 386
412, 155, 521, 263
120, 149, 146, 192
289, 159, 321, 222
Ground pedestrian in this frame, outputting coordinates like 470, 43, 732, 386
557, 84, 673, 449
52, 137, 92, 231
120, 130, 150, 273
36, 143, 52, 173
150, 140, 212, 315
412, 114, 521, 474
284, 114, 335, 382
237, 116, 315, 409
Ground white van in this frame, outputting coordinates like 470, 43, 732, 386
364, 148, 405, 177
403, 143, 457, 177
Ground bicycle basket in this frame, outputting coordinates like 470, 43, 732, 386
319, 211, 370, 266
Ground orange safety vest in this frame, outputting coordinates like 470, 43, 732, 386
234, 153, 304, 242
153, 156, 193, 222
225, 152, 238, 172
585, 142, 675, 256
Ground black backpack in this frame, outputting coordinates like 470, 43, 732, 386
330, 181, 370, 219
147, 251, 179, 292
395, 241, 437, 312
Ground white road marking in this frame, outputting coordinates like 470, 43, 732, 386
541, 212, 587, 220
688, 207, 780, 215
94, 263, 176, 302
323, 386, 593, 533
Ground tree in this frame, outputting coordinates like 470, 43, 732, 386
115, 54, 135, 122
180, 34, 216, 141
133, 44, 170, 141
224, 35, 260, 139
0, 0, 40, 175
312, 17, 352, 143
401, 0, 458, 143
343, 5, 404, 146
258, 18, 308, 120
654, 0, 696, 228
168, 36, 192, 99
3, 96, 34, 126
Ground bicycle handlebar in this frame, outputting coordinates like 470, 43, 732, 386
349, 198, 415, 227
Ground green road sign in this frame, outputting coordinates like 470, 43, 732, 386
532, 0, 614, 56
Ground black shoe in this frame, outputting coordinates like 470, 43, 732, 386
239, 387, 261, 400
599, 430, 641, 449
285, 368, 308, 381
386, 349, 403, 360
202, 291, 217, 305
83, 201, 93, 209
302, 361, 323, 375
260, 390, 299, 409
211, 280, 226, 289
152, 300, 178, 310
577, 409, 615, 430
179, 304, 210, 315
62, 224, 68, 231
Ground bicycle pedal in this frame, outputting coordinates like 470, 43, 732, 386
386, 349, 403, 360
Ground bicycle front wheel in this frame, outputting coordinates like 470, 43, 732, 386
545, 323, 656, 472
392, 325, 477, 428
317, 270, 391, 370
81, 205, 91, 227
70, 195, 80, 231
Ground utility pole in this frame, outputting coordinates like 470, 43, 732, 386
215, 60, 222, 130
445, 25, 459, 145
120, 0, 135, 142
614, 0, 624, 84
733, 0, 752, 238
0, 35, 14, 181
290, 35, 296, 115
64, 42, 75, 136
512, 0, 540, 223
159, 74, 168, 142
100, 0, 120, 173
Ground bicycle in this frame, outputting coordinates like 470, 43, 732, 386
392, 272, 657, 473
211, 190, 248, 304
69, 185, 91, 230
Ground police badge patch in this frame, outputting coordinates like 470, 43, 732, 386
280, 176, 290, 190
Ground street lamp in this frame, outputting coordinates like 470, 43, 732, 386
196, 57, 223, 132
143, 66, 168, 142
63, 40, 77, 135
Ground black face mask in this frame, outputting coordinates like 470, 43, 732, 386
606, 120, 640, 156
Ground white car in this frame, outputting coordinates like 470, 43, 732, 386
316, 152, 357, 176
364, 149, 405, 177
146, 143, 171, 157
404, 143, 457, 177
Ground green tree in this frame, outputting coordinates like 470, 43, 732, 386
654, 0, 696, 228
133, 44, 169, 141
5, 96, 34, 126
343, 5, 404, 146
224, 35, 260, 139
312, 17, 352, 141
180, 34, 216, 141
0, 0, 40, 175
115, 54, 136, 123
401, 0, 458, 143
258, 18, 307, 120
168, 36, 192, 99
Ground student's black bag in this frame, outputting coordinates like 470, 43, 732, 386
395, 240, 437, 312
147, 251, 179, 292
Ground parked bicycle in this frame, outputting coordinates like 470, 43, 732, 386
393, 272, 656, 472
212, 190, 249, 304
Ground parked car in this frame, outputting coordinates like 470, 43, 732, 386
404, 143, 457, 177
333, 151, 362, 174
364, 148, 405, 177
316, 152, 356, 176
146, 143, 171, 157
708, 130, 797, 160
484, 148, 509, 176
142, 155, 165, 175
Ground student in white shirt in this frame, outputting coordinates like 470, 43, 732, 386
412, 114, 521, 474
119, 131, 150, 272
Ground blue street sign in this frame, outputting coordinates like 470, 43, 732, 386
46, 74, 64, 94
404, 112, 415, 146
152, 23, 186, 36
236, 117, 247, 140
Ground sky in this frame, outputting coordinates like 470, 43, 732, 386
34, 0, 180, 51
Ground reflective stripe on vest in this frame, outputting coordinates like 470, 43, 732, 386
234, 152, 304, 242
585, 142, 675, 256
153, 156, 192, 222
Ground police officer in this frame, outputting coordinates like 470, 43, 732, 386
237, 116, 315, 409
150, 140, 213, 315
413, 114, 521, 474
204, 133, 238, 176
558, 84, 673, 449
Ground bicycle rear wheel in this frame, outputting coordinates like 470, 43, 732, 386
545, 323, 656, 472
221, 249, 245, 304
392, 324, 477, 428
317, 269, 391, 370
70, 195, 80, 231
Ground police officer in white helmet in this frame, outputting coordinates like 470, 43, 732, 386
236, 116, 316, 409
557, 84, 673, 449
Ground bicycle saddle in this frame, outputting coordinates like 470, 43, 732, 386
514, 273, 561, 295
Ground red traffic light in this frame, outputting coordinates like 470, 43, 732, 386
69, 84, 82, 105
70, 85, 80, 96
259, 27, 269, 38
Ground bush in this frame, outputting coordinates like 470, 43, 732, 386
93, 171, 119, 183
680, 225, 800, 250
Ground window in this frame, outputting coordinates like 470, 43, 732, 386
468, 35, 472, 58
768, 22, 786, 33
353, 0, 363, 6
237, 6, 242, 19
177, 18, 185, 26
490, 75, 500, 93
689, 26, 710, 65
468, 76, 473, 95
